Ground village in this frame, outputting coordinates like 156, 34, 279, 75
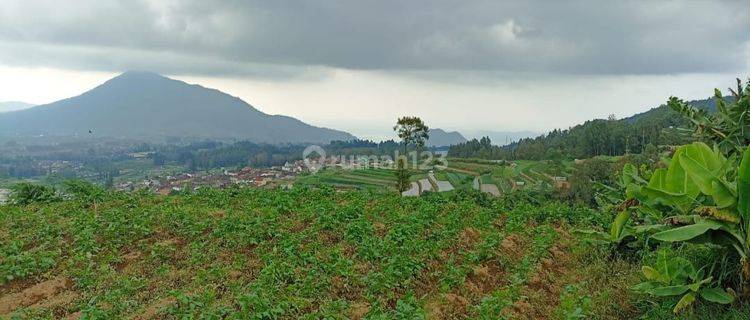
115, 160, 307, 194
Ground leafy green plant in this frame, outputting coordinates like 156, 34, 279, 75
632, 250, 733, 314
8, 182, 59, 205
642, 144, 750, 294
556, 284, 592, 319
668, 78, 750, 157
63, 179, 108, 203
576, 210, 635, 246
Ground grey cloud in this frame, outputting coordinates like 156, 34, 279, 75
0, 0, 748, 77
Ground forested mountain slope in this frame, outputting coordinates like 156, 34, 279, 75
450, 96, 727, 160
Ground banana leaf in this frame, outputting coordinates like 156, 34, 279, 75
678, 142, 723, 195
739, 147, 750, 223
700, 287, 734, 304
673, 292, 696, 313
666, 146, 700, 199
651, 220, 723, 242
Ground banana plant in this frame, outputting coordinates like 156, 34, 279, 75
578, 164, 666, 246
632, 250, 734, 314
647, 142, 750, 295
668, 79, 750, 158
576, 210, 635, 245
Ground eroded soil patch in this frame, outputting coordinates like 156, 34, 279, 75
0, 276, 74, 315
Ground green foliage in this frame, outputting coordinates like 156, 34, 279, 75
568, 157, 616, 205
449, 96, 720, 161
738, 147, 750, 228
631, 250, 733, 314
393, 116, 429, 194
393, 116, 429, 150
668, 78, 750, 157
556, 284, 592, 319
8, 182, 59, 205
63, 179, 109, 204
395, 158, 411, 193
576, 210, 635, 246
0, 184, 617, 318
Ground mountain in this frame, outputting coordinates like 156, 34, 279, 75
427, 128, 467, 147
497, 96, 729, 160
0, 101, 34, 113
0, 72, 355, 144
449, 96, 729, 160
463, 130, 539, 146
624, 96, 721, 124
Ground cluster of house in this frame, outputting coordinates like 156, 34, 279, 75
116, 161, 306, 194
22, 160, 86, 176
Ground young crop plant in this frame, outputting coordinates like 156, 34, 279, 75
632, 250, 733, 313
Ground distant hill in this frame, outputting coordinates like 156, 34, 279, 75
0, 101, 34, 113
462, 130, 538, 146
449, 96, 730, 160
499, 96, 730, 159
428, 128, 467, 147
0, 72, 355, 144
623, 96, 721, 124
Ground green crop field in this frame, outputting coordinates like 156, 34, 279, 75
296, 168, 399, 190
296, 168, 434, 192
0, 186, 651, 319
445, 172, 473, 190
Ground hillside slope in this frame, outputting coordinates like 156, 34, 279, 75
0, 101, 34, 113
501, 96, 729, 159
0, 72, 355, 144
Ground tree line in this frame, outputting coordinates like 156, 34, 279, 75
448, 97, 723, 160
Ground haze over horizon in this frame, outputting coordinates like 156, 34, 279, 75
1, 1, 749, 140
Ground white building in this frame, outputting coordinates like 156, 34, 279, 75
0, 188, 10, 205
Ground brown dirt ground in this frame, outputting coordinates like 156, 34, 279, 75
508, 229, 579, 320
0, 276, 75, 316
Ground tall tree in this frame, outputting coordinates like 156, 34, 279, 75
393, 116, 430, 154
393, 116, 429, 193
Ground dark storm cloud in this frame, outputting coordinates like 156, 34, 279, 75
0, 0, 748, 77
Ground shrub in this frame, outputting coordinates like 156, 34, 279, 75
8, 182, 59, 205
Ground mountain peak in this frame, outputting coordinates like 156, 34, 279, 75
0, 73, 356, 143
108, 71, 171, 84
428, 128, 467, 147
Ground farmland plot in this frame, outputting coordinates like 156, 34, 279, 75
0, 187, 636, 319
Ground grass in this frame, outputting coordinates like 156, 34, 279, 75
0, 187, 639, 319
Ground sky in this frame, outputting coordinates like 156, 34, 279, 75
1, 0, 749, 141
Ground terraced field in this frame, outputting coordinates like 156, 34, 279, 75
0, 187, 636, 319
445, 172, 474, 190
447, 159, 570, 194
296, 168, 402, 190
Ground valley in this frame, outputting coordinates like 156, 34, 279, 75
2, 74, 749, 320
